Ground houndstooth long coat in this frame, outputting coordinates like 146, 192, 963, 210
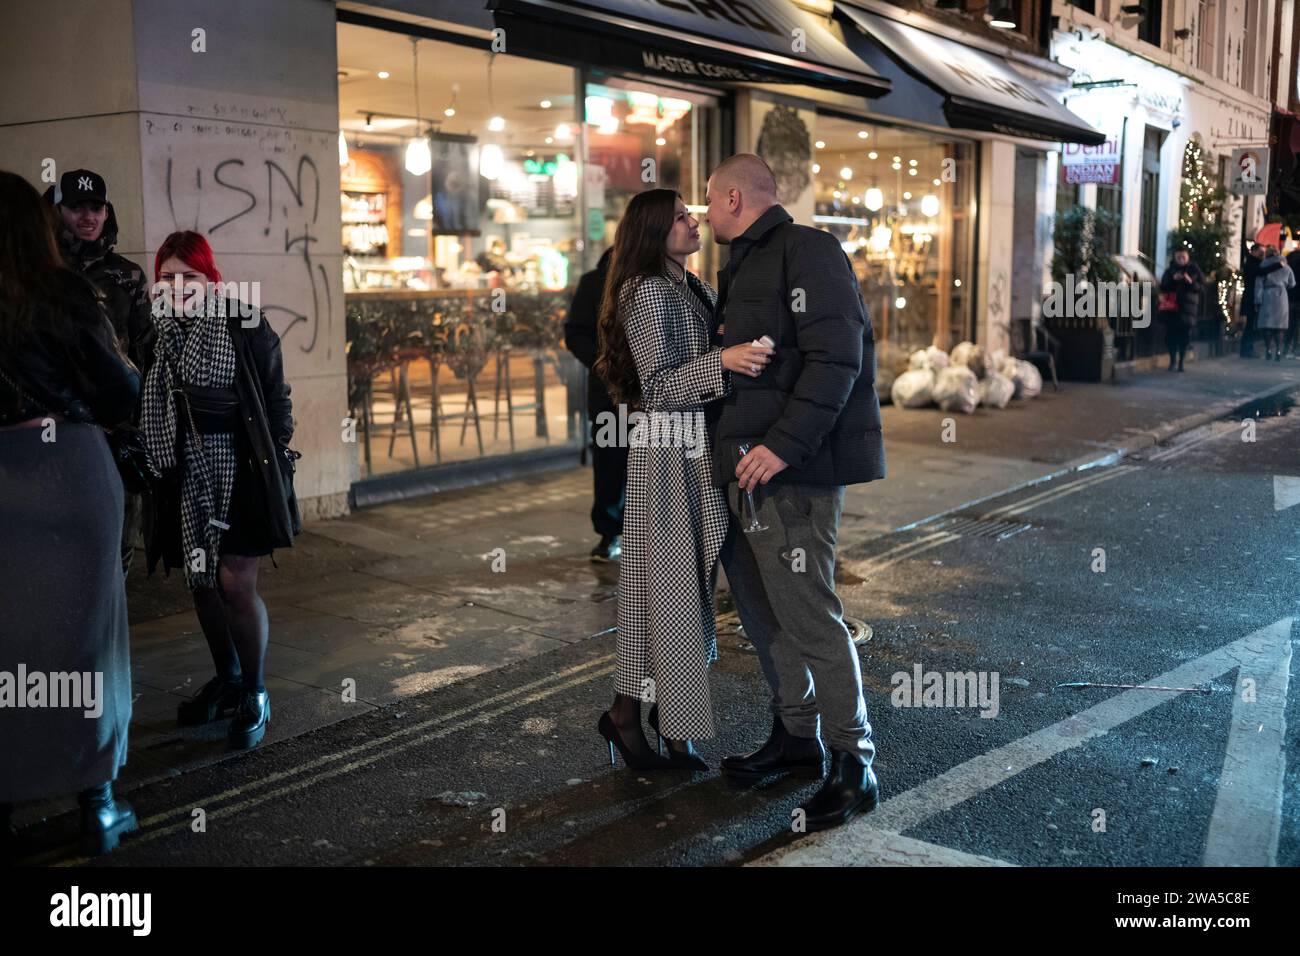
614, 271, 731, 740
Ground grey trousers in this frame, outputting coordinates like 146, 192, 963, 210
720, 481, 875, 763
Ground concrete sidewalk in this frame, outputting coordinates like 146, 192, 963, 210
20, 354, 1294, 827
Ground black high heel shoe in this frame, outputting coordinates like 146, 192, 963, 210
647, 704, 709, 772
598, 711, 672, 770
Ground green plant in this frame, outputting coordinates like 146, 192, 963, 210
1051, 204, 1121, 285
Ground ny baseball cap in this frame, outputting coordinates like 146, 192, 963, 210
53, 169, 108, 207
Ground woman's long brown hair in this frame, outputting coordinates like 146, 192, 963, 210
594, 188, 682, 409
0, 170, 88, 351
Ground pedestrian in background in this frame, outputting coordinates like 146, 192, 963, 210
1285, 243, 1300, 358
46, 169, 154, 575
141, 231, 300, 751
1239, 243, 1265, 358
1255, 245, 1296, 362
594, 188, 772, 771
1158, 247, 1204, 372
0, 170, 141, 856
565, 247, 626, 562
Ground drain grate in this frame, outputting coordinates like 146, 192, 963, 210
930, 515, 1035, 540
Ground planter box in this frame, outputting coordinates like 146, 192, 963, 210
1044, 316, 1115, 382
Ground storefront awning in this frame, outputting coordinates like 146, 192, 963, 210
836, 5, 1105, 146
487, 0, 891, 97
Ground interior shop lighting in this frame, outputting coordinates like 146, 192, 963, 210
921, 194, 941, 217
338, 131, 349, 167
540, 99, 552, 108
479, 143, 504, 181
839, 166, 853, 180
404, 38, 432, 176
488, 116, 506, 132
377, 71, 389, 79
864, 187, 884, 211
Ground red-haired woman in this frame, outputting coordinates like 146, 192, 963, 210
141, 231, 300, 750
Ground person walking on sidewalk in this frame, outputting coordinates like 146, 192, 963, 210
141, 231, 300, 750
1159, 248, 1204, 372
0, 171, 142, 857
1255, 245, 1296, 362
565, 248, 626, 562
1285, 244, 1300, 358
593, 188, 773, 771
47, 169, 155, 575
1239, 243, 1264, 358
704, 154, 885, 832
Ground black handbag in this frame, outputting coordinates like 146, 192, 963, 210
0, 361, 153, 492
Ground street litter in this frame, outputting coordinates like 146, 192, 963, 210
1055, 681, 1214, 694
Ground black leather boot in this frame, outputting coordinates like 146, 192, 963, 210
228, 689, 271, 750
798, 750, 879, 832
78, 783, 138, 856
721, 713, 825, 781
177, 674, 243, 726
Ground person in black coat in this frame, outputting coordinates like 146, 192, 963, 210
1158, 248, 1205, 371
564, 248, 626, 562
1286, 246, 1300, 358
0, 169, 142, 856
140, 231, 300, 751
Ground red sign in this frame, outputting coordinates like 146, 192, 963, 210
1062, 162, 1121, 185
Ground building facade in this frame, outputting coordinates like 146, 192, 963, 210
0, 0, 1128, 513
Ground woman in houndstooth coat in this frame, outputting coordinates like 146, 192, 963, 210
594, 189, 774, 770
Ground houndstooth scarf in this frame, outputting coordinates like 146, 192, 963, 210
141, 297, 238, 590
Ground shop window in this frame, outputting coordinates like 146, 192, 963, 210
338, 22, 584, 478
1095, 182, 1123, 257
811, 114, 976, 361
583, 78, 725, 285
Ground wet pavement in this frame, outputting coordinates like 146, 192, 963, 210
9, 355, 1300, 865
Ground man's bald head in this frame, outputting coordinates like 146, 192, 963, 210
706, 153, 779, 243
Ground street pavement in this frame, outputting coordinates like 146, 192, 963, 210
10, 355, 1300, 866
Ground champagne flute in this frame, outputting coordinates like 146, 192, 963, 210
736, 442, 768, 533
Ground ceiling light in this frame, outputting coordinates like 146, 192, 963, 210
908, 168, 917, 176
858, 130, 869, 139
479, 143, 504, 181
868, 151, 878, 160
540, 99, 552, 109
895, 296, 907, 309
377, 71, 390, 79
903, 191, 912, 199
864, 187, 884, 211
933, 178, 941, 186
839, 166, 853, 180
988, 4, 1018, 28
555, 123, 572, 139
812, 163, 820, 173
921, 194, 940, 217
909, 159, 918, 167
655, 137, 666, 146
815, 140, 826, 149
364, 114, 374, 131
405, 136, 431, 175
488, 116, 505, 132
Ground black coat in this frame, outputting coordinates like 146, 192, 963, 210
143, 304, 299, 574
710, 204, 884, 487
563, 249, 614, 415
1159, 260, 1205, 328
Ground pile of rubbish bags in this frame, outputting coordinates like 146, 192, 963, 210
879, 341, 1042, 414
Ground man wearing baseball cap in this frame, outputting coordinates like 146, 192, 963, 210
49, 168, 155, 575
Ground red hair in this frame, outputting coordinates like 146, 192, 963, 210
154, 230, 222, 284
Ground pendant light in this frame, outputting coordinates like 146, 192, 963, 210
405, 37, 432, 176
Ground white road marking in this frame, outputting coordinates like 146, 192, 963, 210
980, 466, 1135, 520
753, 619, 1293, 867
1204, 619, 1292, 866
769, 828, 1014, 867
1274, 476, 1300, 511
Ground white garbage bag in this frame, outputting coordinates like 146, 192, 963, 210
891, 368, 935, 408
980, 372, 1015, 409
908, 345, 949, 372
1014, 359, 1043, 399
949, 341, 987, 379
932, 365, 980, 414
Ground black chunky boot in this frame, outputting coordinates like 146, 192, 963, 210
721, 713, 825, 782
228, 689, 271, 750
78, 783, 138, 856
177, 674, 243, 726
797, 750, 880, 832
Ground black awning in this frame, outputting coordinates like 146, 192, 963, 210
837, 4, 1105, 146
487, 0, 891, 97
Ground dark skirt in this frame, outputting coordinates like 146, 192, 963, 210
0, 422, 131, 802
152, 431, 275, 569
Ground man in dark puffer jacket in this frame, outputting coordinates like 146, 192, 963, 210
47, 169, 154, 575
705, 153, 884, 833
